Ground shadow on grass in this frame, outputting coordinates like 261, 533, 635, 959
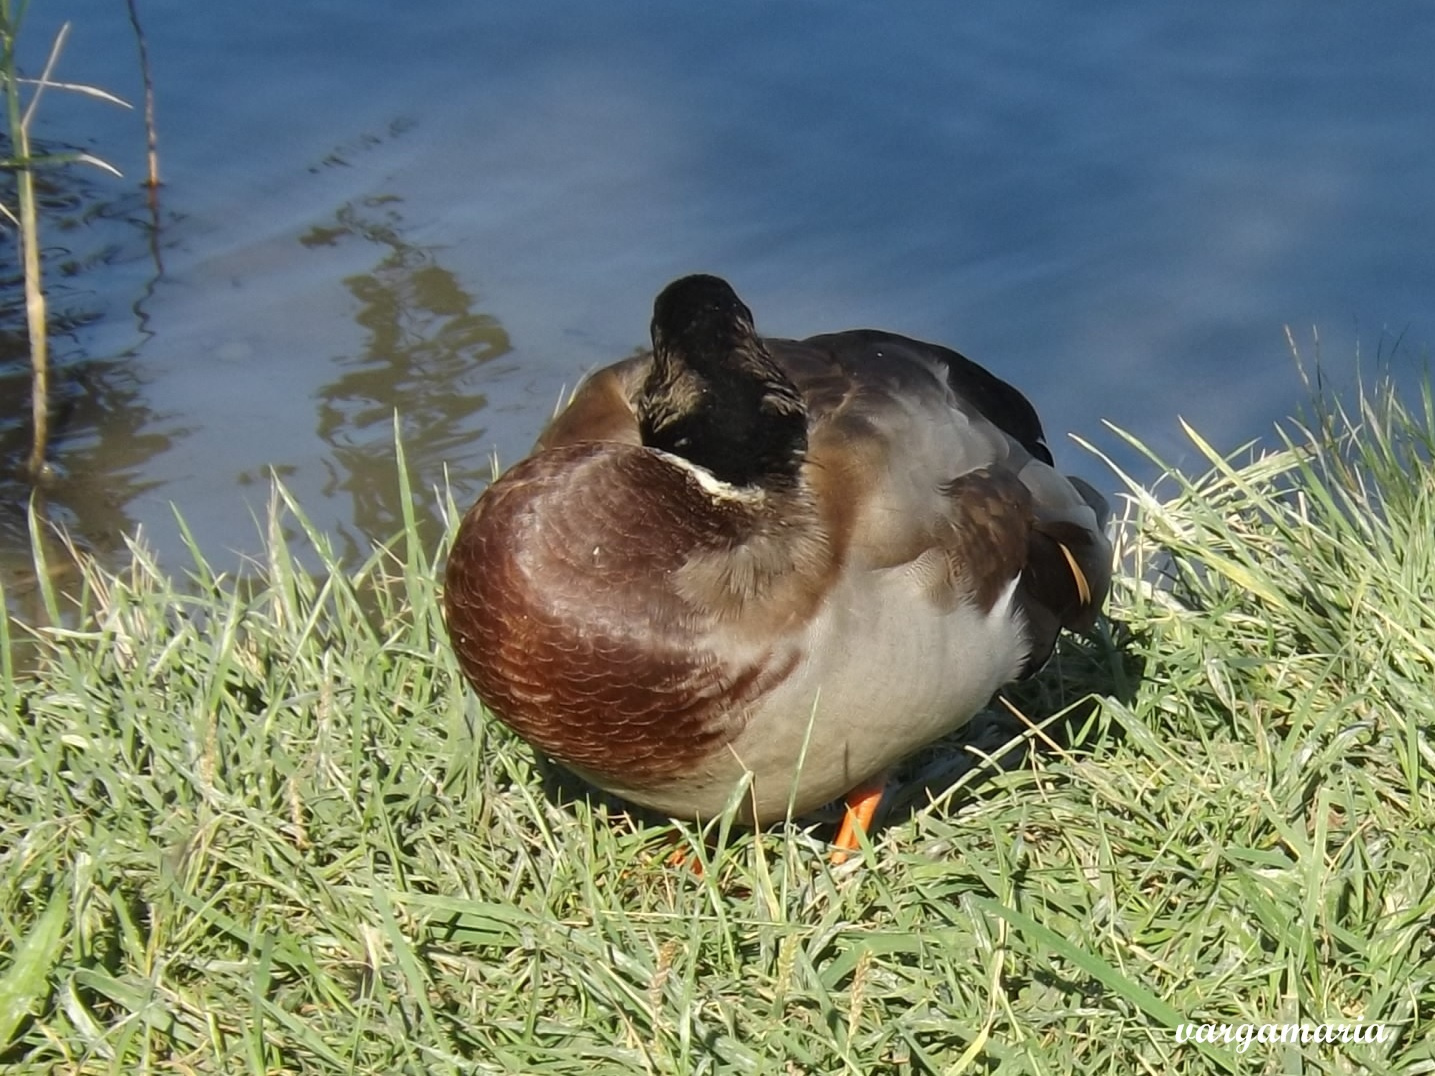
879, 611, 1147, 832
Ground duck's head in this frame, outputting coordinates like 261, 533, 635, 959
638, 274, 808, 490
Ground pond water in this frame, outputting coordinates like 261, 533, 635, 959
3, 1, 1433, 586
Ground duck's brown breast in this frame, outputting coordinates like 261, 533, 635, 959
443, 441, 787, 781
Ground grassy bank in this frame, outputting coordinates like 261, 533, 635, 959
2, 383, 1433, 1074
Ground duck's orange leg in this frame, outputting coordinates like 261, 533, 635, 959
830, 773, 889, 864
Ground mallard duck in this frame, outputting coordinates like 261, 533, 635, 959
444, 273, 1110, 856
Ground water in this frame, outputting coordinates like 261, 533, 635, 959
3, 0, 1432, 584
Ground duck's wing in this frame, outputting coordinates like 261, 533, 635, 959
774, 330, 1110, 669
534, 354, 651, 451
800, 329, 1053, 463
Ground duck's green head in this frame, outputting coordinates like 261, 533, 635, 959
639, 274, 807, 490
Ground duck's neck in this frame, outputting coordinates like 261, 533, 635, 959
638, 335, 807, 491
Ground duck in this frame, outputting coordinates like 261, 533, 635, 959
443, 273, 1111, 858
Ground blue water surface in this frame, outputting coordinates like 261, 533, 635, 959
7, 0, 1432, 564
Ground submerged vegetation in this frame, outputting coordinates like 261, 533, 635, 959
1, 378, 1433, 1073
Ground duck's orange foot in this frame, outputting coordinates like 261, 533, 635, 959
664, 839, 705, 877
830, 773, 889, 865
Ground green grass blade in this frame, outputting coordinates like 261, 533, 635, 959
0, 892, 67, 1048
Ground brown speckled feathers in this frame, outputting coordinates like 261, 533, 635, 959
445, 442, 798, 779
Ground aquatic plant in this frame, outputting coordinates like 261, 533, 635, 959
0, 6, 129, 479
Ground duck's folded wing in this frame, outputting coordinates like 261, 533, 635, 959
535, 355, 650, 451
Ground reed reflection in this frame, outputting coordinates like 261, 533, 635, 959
1, 169, 172, 601
307, 197, 509, 558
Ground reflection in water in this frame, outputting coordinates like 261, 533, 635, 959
1, 160, 173, 603
6, 1, 1431, 595
306, 197, 509, 558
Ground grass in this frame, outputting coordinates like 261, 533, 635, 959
1, 381, 1433, 1074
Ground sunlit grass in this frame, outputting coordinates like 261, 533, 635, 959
2, 385, 1433, 1073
